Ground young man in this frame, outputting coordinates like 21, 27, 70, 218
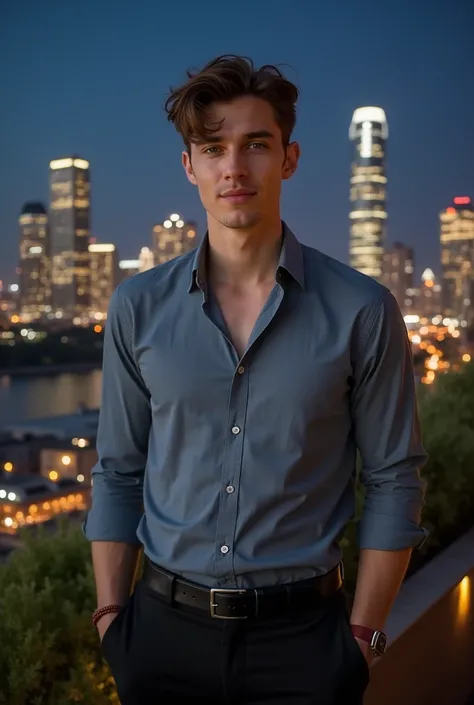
84, 55, 428, 705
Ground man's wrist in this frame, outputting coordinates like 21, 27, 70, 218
351, 624, 388, 657
92, 604, 123, 628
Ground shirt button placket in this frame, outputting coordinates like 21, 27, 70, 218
216, 361, 248, 582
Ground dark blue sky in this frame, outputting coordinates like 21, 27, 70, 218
1, 0, 473, 285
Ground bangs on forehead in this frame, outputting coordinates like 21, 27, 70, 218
164, 55, 299, 150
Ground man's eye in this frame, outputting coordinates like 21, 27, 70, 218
248, 142, 267, 150
203, 146, 221, 154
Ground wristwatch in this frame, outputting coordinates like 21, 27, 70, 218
351, 625, 387, 657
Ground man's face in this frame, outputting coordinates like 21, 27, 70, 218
182, 95, 299, 230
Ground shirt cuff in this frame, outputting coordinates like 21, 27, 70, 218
82, 476, 143, 544
358, 511, 429, 551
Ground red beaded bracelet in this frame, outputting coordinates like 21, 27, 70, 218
92, 604, 123, 628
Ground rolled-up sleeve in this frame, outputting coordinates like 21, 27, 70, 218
83, 284, 151, 544
351, 290, 428, 551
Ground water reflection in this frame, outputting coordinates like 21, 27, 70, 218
0, 369, 103, 428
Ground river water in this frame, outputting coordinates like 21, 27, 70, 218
0, 369, 103, 429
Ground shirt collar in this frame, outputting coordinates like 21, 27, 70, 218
187, 221, 305, 293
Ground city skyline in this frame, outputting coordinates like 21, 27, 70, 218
1, 2, 474, 286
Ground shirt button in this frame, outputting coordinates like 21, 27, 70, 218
226, 485, 235, 494
220, 545, 229, 554
237, 366, 245, 375
231, 425, 240, 435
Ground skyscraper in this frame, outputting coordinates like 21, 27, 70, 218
139, 247, 155, 272
118, 259, 140, 283
18, 202, 51, 320
88, 243, 118, 317
152, 214, 197, 265
381, 242, 414, 313
418, 268, 442, 318
49, 157, 91, 318
440, 196, 474, 324
349, 107, 388, 280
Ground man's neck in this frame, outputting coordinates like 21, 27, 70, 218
207, 218, 283, 288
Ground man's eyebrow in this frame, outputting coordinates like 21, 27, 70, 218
245, 130, 276, 140
197, 130, 276, 144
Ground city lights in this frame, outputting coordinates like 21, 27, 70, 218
3, 462, 13, 472
50, 158, 74, 169
89, 243, 115, 253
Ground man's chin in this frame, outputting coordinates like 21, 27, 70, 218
218, 211, 261, 229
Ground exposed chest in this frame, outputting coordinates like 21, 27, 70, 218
214, 283, 275, 358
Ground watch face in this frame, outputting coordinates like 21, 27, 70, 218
372, 631, 387, 655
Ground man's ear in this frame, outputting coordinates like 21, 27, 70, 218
182, 150, 197, 186
282, 141, 300, 180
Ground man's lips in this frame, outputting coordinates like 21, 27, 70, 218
220, 189, 256, 203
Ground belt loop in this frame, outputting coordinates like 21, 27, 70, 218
161, 571, 176, 605
254, 588, 259, 617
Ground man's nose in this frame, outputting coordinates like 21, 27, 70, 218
222, 150, 249, 180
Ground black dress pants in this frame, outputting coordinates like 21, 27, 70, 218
101, 578, 370, 705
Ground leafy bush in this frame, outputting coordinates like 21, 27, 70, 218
0, 518, 117, 705
413, 361, 474, 563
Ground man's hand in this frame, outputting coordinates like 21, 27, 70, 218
354, 637, 374, 667
97, 611, 120, 643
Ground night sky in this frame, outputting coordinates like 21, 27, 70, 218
1, 0, 473, 286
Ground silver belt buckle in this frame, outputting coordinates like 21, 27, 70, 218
209, 588, 249, 619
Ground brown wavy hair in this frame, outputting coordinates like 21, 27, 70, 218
164, 55, 299, 150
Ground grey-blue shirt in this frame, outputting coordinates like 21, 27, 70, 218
84, 223, 428, 588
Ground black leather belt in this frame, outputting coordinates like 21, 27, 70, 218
142, 559, 344, 620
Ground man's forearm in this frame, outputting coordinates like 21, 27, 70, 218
350, 547, 412, 630
92, 541, 142, 607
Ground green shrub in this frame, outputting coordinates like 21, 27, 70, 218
0, 517, 117, 705
415, 361, 474, 556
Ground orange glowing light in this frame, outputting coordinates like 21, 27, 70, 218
93, 325, 102, 333
446, 207, 456, 214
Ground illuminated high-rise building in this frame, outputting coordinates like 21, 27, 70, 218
139, 247, 155, 272
118, 259, 140, 283
18, 202, 51, 320
418, 268, 442, 318
349, 107, 388, 280
440, 196, 474, 324
88, 243, 118, 317
49, 157, 91, 318
381, 242, 414, 313
152, 214, 197, 265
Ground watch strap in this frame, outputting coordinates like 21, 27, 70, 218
350, 624, 375, 644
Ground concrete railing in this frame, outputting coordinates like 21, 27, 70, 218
364, 528, 474, 705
